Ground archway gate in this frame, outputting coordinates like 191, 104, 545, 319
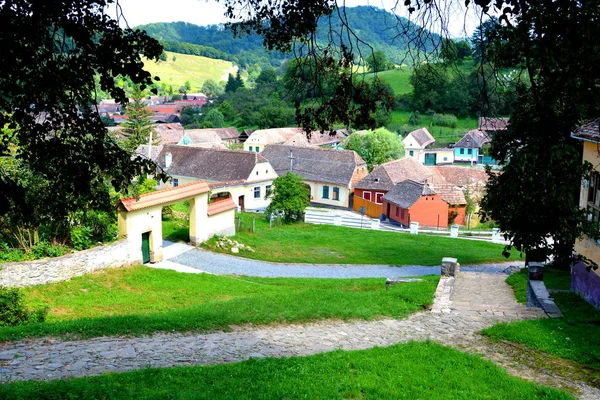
117, 181, 236, 263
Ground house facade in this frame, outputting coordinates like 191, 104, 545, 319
382, 180, 449, 228
243, 128, 304, 153
453, 129, 490, 163
402, 128, 436, 163
156, 145, 278, 212
261, 144, 367, 209
571, 119, 600, 308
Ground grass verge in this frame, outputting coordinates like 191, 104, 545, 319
483, 268, 600, 369
202, 214, 518, 266
1, 342, 571, 399
0, 266, 438, 342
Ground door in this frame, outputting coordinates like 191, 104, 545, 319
424, 153, 437, 166
238, 195, 245, 212
141, 232, 151, 264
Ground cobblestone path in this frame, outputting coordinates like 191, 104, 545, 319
1, 271, 598, 399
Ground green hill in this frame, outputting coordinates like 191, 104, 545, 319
143, 51, 236, 92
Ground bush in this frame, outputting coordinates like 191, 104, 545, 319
0, 286, 48, 327
71, 225, 93, 250
431, 113, 457, 128
0, 243, 28, 262
32, 241, 67, 258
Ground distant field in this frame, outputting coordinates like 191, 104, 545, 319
143, 51, 237, 92
389, 110, 478, 144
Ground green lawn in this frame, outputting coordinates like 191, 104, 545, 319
162, 201, 191, 242
202, 214, 517, 266
0, 266, 438, 341
389, 109, 479, 145
142, 51, 236, 92
1, 342, 570, 400
483, 268, 600, 369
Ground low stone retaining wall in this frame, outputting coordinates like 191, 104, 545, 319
0, 239, 140, 288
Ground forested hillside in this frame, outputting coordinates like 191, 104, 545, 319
136, 6, 439, 69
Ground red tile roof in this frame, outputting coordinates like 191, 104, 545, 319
207, 198, 237, 216
117, 181, 210, 211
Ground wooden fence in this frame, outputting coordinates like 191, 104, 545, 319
353, 196, 382, 219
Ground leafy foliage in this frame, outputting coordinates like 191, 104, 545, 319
0, 287, 47, 327
343, 128, 403, 171
365, 51, 394, 73
265, 173, 310, 223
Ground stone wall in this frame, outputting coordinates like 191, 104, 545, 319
0, 239, 140, 288
571, 261, 600, 309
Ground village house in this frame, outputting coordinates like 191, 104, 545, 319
571, 118, 600, 309
261, 144, 368, 209
353, 157, 467, 227
178, 129, 227, 149
402, 128, 454, 166
382, 180, 449, 228
156, 145, 278, 212
478, 117, 508, 135
244, 128, 349, 152
453, 129, 491, 164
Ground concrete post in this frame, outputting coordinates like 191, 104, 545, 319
492, 228, 501, 243
441, 257, 460, 277
370, 219, 380, 230
526, 262, 545, 307
189, 193, 209, 245
410, 221, 419, 234
450, 225, 459, 238
333, 214, 342, 226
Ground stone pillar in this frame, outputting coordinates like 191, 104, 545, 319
333, 214, 342, 226
450, 224, 459, 238
370, 219, 380, 230
492, 228, 501, 243
410, 221, 419, 234
526, 262, 545, 307
441, 257, 460, 277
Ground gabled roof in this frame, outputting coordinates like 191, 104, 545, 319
181, 129, 224, 146
135, 144, 163, 162
246, 127, 305, 145
207, 198, 237, 216
212, 127, 241, 141
433, 183, 466, 205
153, 123, 185, 144
382, 180, 435, 209
432, 166, 489, 188
478, 117, 508, 131
117, 181, 210, 212
261, 144, 365, 186
157, 145, 269, 183
572, 119, 600, 142
355, 157, 432, 191
405, 128, 435, 148
454, 129, 491, 149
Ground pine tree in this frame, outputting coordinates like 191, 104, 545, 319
122, 86, 154, 153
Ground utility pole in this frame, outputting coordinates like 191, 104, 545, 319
289, 149, 296, 173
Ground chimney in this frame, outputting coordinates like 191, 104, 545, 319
165, 152, 172, 169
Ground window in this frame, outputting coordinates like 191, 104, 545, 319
332, 187, 339, 201
443, 157, 448, 161
173, 178, 179, 187
467, 149, 473, 155
375, 192, 384, 204
395, 207, 399, 217
255, 147, 260, 153
266, 185, 272, 195
256, 171, 259, 175
254, 186, 260, 199
409, 150, 414, 157
249, 146, 253, 151
322, 185, 330, 199
400, 209, 405, 219
460, 148, 465, 155
363, 191, 371, 201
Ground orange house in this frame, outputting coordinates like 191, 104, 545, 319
382, 180, 449, 228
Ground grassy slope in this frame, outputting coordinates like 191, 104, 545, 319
202, 214, 516, 265
483, 268, 600, 369
0, 266, 438, 341
143, 51, 236, 91
2, 342, 570, 400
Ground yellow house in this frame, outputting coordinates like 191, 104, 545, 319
571, 119, 600, 308
261, 144, 368, 209
157, 145, 278, 212
402, 128, 435, 163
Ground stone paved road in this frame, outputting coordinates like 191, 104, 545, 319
1, 271, 598, 399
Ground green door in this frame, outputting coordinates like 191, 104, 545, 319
424, 153, 437, 166
141, 232, 151, 264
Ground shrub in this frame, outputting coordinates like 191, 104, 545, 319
32, 241, 67, 258
431, 113, 458, 128
71, 225, 93, 250
0, 243, 28, 262
0, 286, 48, 327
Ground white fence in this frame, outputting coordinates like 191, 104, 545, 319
304, 208, 380, 230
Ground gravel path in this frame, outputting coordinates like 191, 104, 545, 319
169, 248, 524, 278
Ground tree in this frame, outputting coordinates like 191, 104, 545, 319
225, 73, 240, 93
343, 128, 403, 171
201, 79, 225, 98
0, 0, 163, 221
122, 86, 154, 153
202, 109, 225, 128
265, 173, 310, 223
365, 51, 393, 73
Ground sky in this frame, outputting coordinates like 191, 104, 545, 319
109, 0, 485, 39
